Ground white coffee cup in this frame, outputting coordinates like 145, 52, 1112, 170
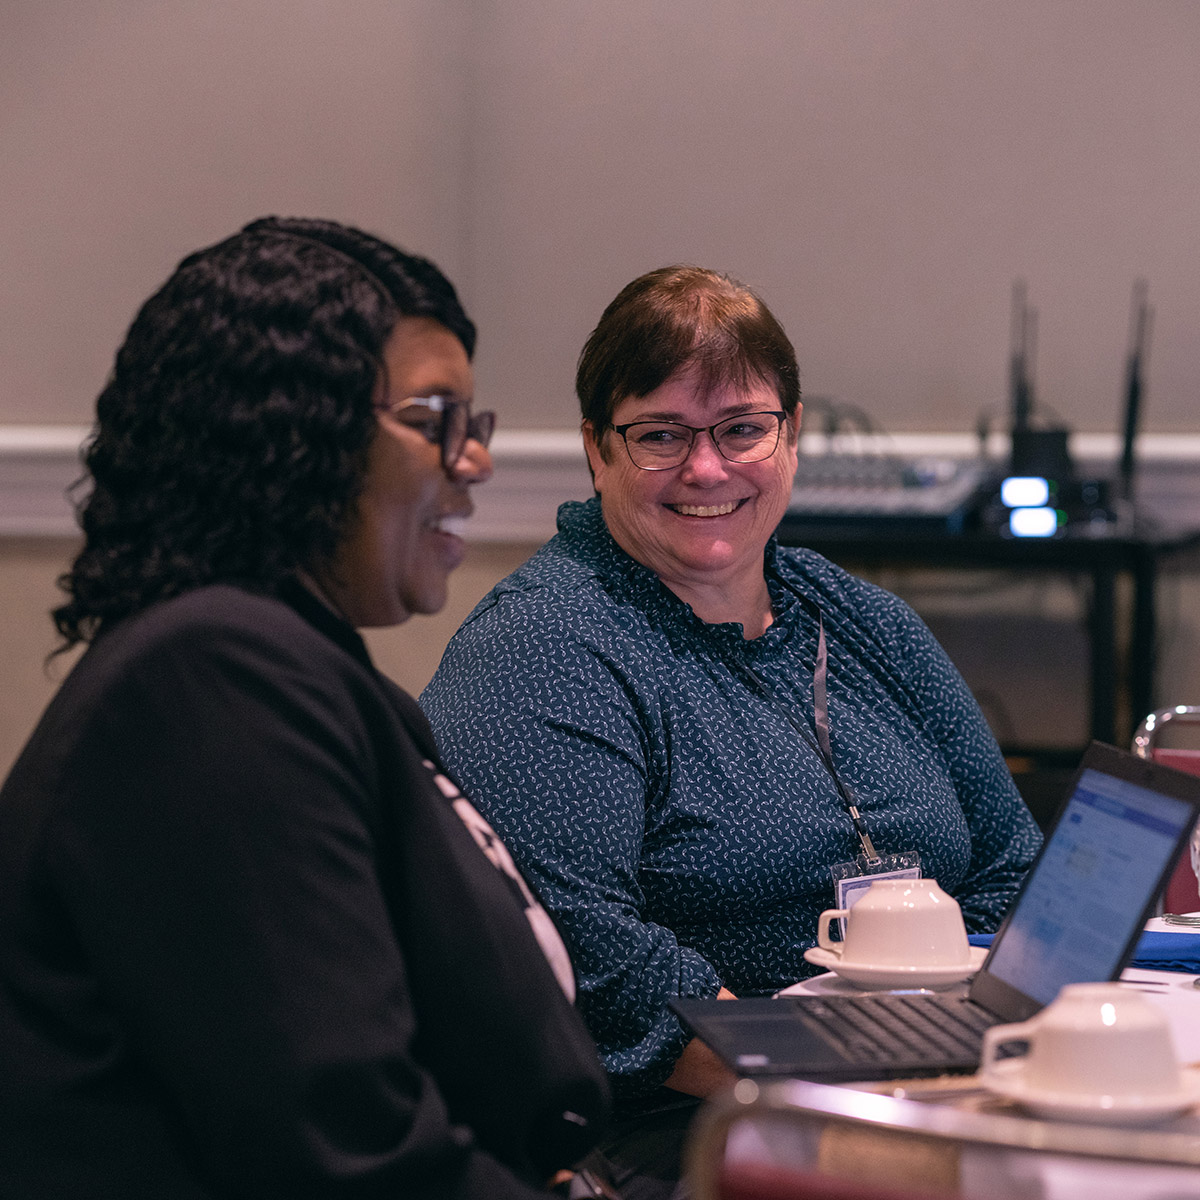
816, 878, 970, 968
980, 982, 1182, 1098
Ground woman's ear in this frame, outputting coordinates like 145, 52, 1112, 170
787, 402, 803, 443
582, 421, 605, 491
776, 406, 801, 487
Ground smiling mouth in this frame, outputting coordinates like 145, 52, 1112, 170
667, 499, 746, 518
431, 514, 469, 537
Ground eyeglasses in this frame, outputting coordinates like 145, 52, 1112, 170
611, 410, 787, 471
380, 395, 496, 471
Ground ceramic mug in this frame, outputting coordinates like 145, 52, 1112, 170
816, 878, 971, 968
980, 982, 1182, 1098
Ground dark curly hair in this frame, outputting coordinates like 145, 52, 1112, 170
53, 216, 475, 650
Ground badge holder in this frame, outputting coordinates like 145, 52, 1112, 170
829, 851, 922, 939
736, 604, 923, 938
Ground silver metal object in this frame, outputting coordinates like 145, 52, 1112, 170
685, 1077, 1200, 1200
1132, 706, 1200, 918
1163, 912, 1200, 927
1131, 706, 1200, 761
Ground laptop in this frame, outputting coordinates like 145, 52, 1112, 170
671, 741, 1200, 1082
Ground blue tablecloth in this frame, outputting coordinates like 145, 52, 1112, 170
968, 930, 1200, 974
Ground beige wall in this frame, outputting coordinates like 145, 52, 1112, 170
0, 539, 80, 776
4, 1, 1199, 433
468, 0, 1200, 434
1, 0, 471, 426
0, 539, 536, 779
5, 2, 1200, 771
8, 536, 1200, 777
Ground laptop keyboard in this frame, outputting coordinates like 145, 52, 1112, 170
789, 993, 999, 1066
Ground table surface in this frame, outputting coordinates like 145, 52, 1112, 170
749, 922, 1200, 1198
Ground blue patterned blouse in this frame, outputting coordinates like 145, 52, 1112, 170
421, 498, 1042, 1101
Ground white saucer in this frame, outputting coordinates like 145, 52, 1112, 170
800, 945, 988, 990
981, 1058, 1200, 1126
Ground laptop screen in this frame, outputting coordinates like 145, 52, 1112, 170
985, 762, 1197, 1007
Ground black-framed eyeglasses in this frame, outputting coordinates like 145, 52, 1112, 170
380, 395, 496, 471
610, 410, 787, 471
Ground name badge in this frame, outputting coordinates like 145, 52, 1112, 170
829, 851, 922, 937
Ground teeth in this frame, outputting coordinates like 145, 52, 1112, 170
434, 515, 468, 537
672, 501, 738, 517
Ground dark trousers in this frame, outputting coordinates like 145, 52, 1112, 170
589, 1095, 701, 1200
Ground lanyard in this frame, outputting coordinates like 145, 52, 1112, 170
739, 611, 881, 864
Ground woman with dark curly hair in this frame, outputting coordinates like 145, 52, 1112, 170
0, 218, 611, 1199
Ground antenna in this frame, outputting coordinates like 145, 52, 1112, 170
1118, 279, 1153, 503
1006, 281, 1072, 490
1009, 280, 1037, 433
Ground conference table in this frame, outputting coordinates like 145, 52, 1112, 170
687, 921, 1200, 1200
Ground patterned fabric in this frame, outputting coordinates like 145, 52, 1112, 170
421, 498, 1042, 1100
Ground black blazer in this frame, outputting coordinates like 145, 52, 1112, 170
0, 583, 609, 1198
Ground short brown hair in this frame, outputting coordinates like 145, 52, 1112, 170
575, 265, 800, 433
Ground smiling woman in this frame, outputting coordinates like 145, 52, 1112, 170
584, 373, 797, 639
0, 218, 610, 1199
322, 315, 488, 627
422, 265, 1043, 1198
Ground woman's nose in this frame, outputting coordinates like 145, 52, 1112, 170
678, 431, 730, 483
449, 435, 493, 485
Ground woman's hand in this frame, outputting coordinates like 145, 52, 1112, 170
663, 986, 738, 1098
548, 1167, 624, 1197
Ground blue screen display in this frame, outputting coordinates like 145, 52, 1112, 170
986, 768, 1193, 1006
